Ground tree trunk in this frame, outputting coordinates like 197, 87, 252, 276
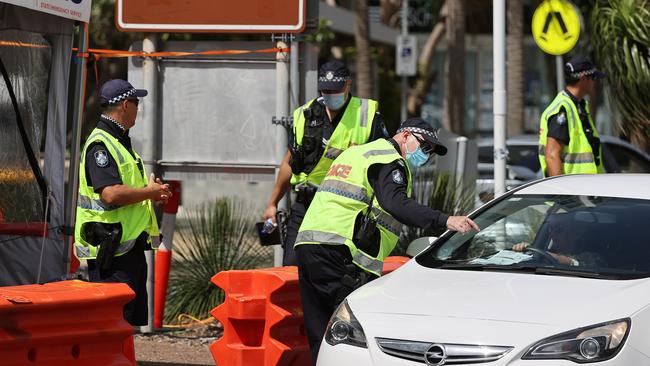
355, 0, 373, 98
443, 0, 465, 134
507, 0, 524, 136
407, 2, 448, 117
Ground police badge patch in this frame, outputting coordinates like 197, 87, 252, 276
392, 169, 404, 184
94, 150, 109, 167
556, 112, 567, 125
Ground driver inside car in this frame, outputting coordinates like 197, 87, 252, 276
511, 213, 604, 267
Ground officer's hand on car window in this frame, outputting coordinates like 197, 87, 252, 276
148, 173, 172, 204
446, 216, 480, 234
262, 204, 278, 225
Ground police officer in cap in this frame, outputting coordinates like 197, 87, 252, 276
262, 60, 389, 265
294, 117, 480, 364
75, 79, 172, 326
539, 56, 606, 177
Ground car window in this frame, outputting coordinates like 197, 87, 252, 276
478, 145, 540, 173
417, 195, 650, 279
604, 143, 650, 173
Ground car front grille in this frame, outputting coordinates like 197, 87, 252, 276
376, 337, 513, 365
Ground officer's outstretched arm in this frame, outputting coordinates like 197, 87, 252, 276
263, 151, 292, 224
101, 173, 171, 206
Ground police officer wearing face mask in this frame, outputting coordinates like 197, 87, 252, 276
294, 117, 480, 364
262, 60, 389, 266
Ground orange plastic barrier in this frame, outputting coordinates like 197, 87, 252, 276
210, 257, 409, 366
0, 280, 136, 366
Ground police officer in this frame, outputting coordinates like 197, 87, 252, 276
539, 56, 606, 177
262, 60, 389, 265
75, 79, 172, 326
294, 118, 480, 364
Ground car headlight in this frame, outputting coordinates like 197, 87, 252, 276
522, 318, 630, 363
324, 299, 367, 348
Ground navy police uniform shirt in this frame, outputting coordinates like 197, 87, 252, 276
366, 138, 449, 231
84, 116, 142, 193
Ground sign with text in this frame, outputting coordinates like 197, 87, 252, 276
1, 0, 91, 22
116, 0, 306, 33
396, 35, 417, 76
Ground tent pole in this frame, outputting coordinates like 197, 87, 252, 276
64, 22, 89, 275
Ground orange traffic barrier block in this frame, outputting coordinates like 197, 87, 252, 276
211, 267, 308, 366
210, 257, 409, 366
0, 280, 136, 366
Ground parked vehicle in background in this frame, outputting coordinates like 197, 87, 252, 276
318, 174, 650, 365
476, 135, 650, 203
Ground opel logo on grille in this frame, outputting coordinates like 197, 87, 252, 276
424, 344, 447, 366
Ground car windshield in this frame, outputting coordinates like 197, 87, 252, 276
417, 194, 650, 280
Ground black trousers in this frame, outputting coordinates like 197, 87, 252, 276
87, 239, 149, 326
296, 244, 365, 366
282, 201, 307, 266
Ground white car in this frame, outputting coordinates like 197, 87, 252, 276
318, 174, 650, 365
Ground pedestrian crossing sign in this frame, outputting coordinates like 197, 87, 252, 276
532, 0, 582, 55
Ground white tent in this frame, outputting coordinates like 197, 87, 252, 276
0, 1, 89, 285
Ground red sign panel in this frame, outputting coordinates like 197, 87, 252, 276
116, 0, 306, 33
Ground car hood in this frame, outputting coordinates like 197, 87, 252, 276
349, 260, 650, 327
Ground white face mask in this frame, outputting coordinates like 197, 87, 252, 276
322, 92, 346, 110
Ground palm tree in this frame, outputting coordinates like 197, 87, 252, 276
591, 0, 650, 151
443, 0, 465, 134
507, 0, 524, 136
355, 0, 373, 98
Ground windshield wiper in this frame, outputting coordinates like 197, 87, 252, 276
439, 263, 623, 279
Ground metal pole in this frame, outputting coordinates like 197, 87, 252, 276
400, 0, 409, 121
493, 0, 507, 197
64, 22, 88, 274
555, 55, 565, 92
140, 33, 159, 334
290, 37, 300, 110
275, 39, 290, 267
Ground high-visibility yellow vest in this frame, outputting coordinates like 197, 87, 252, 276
290, 96, 378, 187
295, 139, 412, 276
74, 128, 159, 260
538, 91, 604, 177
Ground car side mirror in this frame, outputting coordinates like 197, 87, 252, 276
406, 236, 438, 257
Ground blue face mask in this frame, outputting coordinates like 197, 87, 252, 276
406, 146, 430, 168
322, 92, 346, 110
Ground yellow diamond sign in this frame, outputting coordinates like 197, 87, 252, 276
532, 0, 582, 55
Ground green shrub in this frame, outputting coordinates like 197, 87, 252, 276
164, 197, 272, 324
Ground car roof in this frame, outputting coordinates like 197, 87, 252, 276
478, 135, 649, 157
515, 174, 650, 200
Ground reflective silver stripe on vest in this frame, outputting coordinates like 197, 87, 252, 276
363, 149, 397, 158
353, 250, 383, 275
372, 207, 403, 236
88, 131, 125, 164
295, 230, 348, 245
74, 238, 135, 259
318, 180, 371, 204
325, 146, 344, 160
77, 194, 121, 211
539, 145, 595, 164
563, 152, 595, 164
359, 98, 369, 127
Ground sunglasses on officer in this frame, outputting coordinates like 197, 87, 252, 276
414, 135, 435, 155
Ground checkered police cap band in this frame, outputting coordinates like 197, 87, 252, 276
106, 88, 136, 105
565, 63, 598, 79
318, 75, 350, 83
396, 126, 438, 139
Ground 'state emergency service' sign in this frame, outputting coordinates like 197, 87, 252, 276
116, 0, 306, 33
